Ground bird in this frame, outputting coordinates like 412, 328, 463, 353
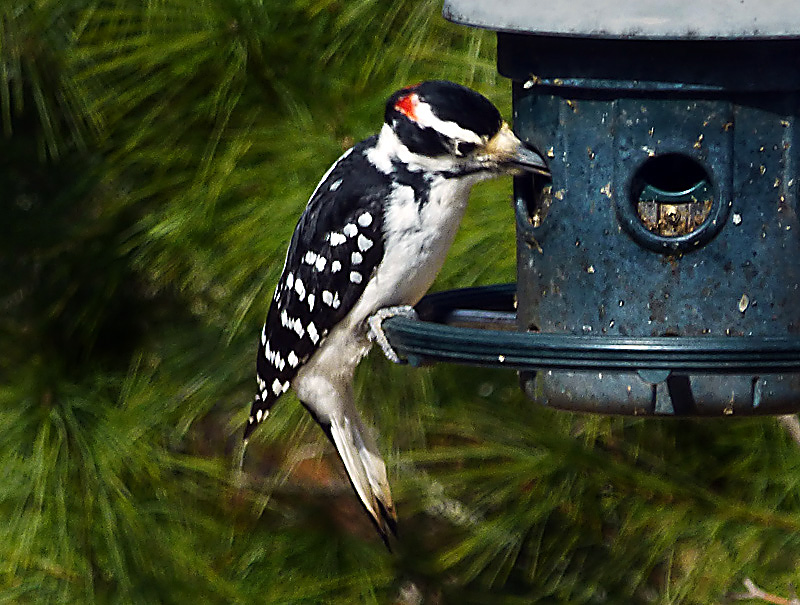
245, 80, 549, 544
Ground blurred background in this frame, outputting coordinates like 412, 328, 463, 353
2, 1, 800, 602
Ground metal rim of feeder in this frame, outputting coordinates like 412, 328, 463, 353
382, 285, 800, 374
382, 286, 800, 416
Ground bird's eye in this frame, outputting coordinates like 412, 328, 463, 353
453, 141, 476, 157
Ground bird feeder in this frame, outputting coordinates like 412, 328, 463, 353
381, 0, 800, 415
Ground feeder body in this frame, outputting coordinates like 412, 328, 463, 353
446, 0, 800, 414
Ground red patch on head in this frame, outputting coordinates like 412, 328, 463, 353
394, 93, 418, 121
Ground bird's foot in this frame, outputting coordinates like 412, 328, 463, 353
367, 305, 418, 364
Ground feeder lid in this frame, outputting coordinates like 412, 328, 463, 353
444, 0, 800, 39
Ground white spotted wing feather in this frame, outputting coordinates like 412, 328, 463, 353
246, 138, 386, 438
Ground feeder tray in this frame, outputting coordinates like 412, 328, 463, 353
380, 0, 800, 416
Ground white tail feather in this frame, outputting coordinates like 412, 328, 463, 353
328, 415, 396, 539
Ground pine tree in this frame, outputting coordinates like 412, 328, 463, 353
2, 1, 800, 603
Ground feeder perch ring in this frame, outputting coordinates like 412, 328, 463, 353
381, 285, 800, 416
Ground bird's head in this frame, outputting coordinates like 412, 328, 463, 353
381, 80, 549, 178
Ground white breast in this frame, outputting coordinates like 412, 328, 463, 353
357, 177, 475, 319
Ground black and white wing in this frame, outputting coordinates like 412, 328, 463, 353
245, 138, 389, 439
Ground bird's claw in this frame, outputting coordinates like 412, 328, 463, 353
367, 305, 418, 364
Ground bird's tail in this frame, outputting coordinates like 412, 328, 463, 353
328, 414, 397, 545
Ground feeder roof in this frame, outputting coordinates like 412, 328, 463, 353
443, 0, 800, 39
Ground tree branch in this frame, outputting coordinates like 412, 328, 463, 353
731, 578, 800, 604
778, 415, 800, 448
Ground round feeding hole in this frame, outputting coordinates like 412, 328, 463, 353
631, 153, 713, 238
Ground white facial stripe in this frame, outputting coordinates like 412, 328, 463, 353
372, 124, 468, 174
412, 100, 483, 146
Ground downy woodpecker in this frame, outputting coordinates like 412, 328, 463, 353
246, 80, 549, 543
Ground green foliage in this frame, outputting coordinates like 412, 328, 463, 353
2, 0, 800, 603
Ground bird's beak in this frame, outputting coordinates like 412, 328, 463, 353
509, 144, 550, 176
486, 123, 550, 177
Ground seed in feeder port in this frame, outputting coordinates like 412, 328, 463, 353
732, 213, 742, 225
738, 293, 749, 313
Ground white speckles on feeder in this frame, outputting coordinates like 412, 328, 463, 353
738, 293, 749, 313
